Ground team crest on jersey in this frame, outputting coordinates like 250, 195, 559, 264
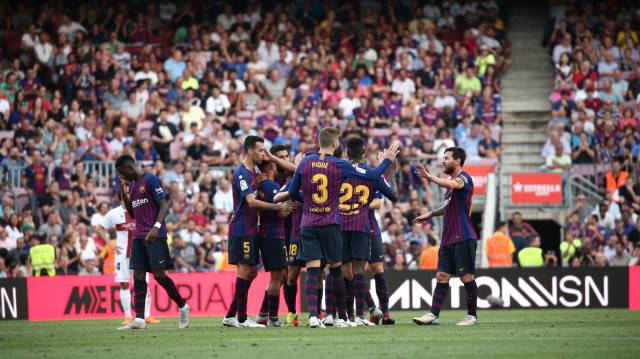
139, 186, 145, 193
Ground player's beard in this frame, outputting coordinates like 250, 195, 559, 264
333, 146, 343, 158
443, 163, 455, 175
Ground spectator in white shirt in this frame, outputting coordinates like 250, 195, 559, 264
338, 87, 360, 118
552, 32, 572, 64
21, 24, 39, 51
57, 14, 87, 41
391, 69, 416, 104
179, 220, 203, 246
434, 84, 456, 110
222, 69, 246, 93
205, 85, 231, 120
34, 32, 53, 66
213, 179, 233, 214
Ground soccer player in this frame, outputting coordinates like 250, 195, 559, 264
100, 191, 158, 325
222, 136, 296, 328
288, 127, 399, 328
115, 155, 190, 330
255, 159, 294, 327
327, 137, 398, 327
412, 147, 479, 326
365, 193, 395, 325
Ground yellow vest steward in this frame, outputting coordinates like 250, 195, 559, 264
30, 244, 56, 276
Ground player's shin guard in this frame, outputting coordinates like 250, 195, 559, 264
234, 277, 251, 322
374, 273, 390, 315
259, 290, 269, 315
324, 273, 335, 316
120, 288, 132, 317
464, 280, 478, 317
344, 277, 354, 319
156, 274, 186, 308
284, 283, 297, 313
133, 279, 147, 319
431, 282, 449, 317
330, 267, 348, 321
353, 274, 367, 317
268, 294, 279, 320
305, 267, 321, 318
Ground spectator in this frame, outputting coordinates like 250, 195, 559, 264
546, 142, 572, 173
418, 237, 438, 270
559, 231, 582, 266
609, 241, 631, 266
38, 212, 63, 239
518, 237, 544, 267
29, 234, 56, 276
486, 221, 515, 267
178, 219, 203, 246
509, 212, 539, 255
173, 235, 202, 273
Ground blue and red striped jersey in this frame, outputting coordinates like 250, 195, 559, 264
128, 173, 166, 240
340, 166, 396, 233
258, 179, 286, 240
229, 164, 259, 238
289, 154, 391, 227
441, 171, 477, 246
368, 191, 383, 236
281, 181, 303, 243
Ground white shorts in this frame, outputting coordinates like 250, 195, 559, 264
115, 254, 131, 283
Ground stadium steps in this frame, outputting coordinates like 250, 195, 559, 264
498, 0, 562, 222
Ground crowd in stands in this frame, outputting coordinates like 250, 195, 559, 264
0, 0, 510, 277
509, 0, 640, 268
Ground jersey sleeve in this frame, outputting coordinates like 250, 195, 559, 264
455, 172, 472, 192
259, 181, 279, 203
288, 163, 304, 203
374, 175, 397, 200
341, 158, 392, 180
147, 174, 166, 202
233, 168, 254, 199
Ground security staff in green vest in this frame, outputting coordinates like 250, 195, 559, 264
518, 237, 544, 267
29, 235, 56, 276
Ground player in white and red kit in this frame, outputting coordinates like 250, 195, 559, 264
100, 194, 159, 325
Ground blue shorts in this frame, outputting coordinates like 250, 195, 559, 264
229, 236, 259, 265
437, 240, 477, 276
258, 237, 288, 271
368, 234, 385, 263
342, 231, 370, 262
130, 238, 172, 272
299, 225, 342, 264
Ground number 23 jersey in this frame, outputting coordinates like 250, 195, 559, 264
289, 153, 391, 228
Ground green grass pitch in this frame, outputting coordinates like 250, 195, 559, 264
1, 309, 639, 358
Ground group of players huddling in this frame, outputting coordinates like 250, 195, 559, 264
114, 126, 479, 330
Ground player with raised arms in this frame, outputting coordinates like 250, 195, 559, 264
115, 155, 190, 330
222, 136, 296, 328
412, 147, 479, 326
325, 137, 398, 327
288, 127, 399, 328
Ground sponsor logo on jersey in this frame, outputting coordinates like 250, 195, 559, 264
132, 198, 149, 208
240, 180, 248, 191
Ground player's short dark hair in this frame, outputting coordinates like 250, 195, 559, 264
346, 137, 365, 161
244, 135, 264, 151
258, 160, 273, 172
318, 127, 340, 148
444, 147, 466, 166
115, 155, 135, 168
270, 144, 287, 155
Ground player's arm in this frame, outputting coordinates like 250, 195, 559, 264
375, 170, 399, 202
342, 144, 399, 180
287, 165, 304, 203
266, 150, 297, 173
370, 198, 382, 209
120, 178, 135, 218
414, 162, 464, 190
274, 191, 291, 203
413, 200, 449, 224
245, 193, 296, 212
146, 175, 169, 242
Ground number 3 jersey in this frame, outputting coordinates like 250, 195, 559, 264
339, 165, 396, 234
289, 153, 391, 228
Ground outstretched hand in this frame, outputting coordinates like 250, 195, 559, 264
383, 143, 400, 161
412, 211, 433, 224
414, 162, 432, 181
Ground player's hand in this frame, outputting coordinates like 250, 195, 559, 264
413, 212, 433, 224
294, 152, 304, 167
119, 176, 129, 199
146, 227, 159, 243
279, 201, 298, 213
414, 162, 432, 180
383, 144, 400, 161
